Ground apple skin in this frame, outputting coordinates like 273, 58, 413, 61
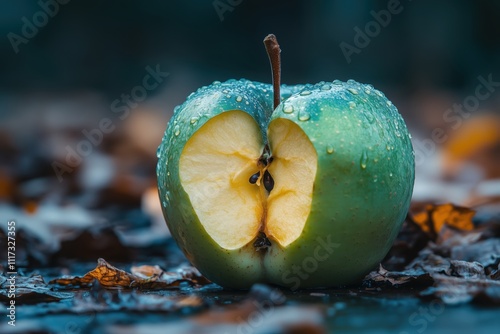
157, 79, 414, 289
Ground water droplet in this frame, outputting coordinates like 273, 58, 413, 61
173, 106, 180, 114
364, 88, 371, 94
347, 79, 356, 84
236, 96, 243, 102
190, 116, 199, 125
395, 131, 401, 137
222, 89, 229, 94
283, 104, 294, 114
389, 172, 393, 177
174, 125, 180, 136
162, 201, 167, 208
212, 80, 221, 85
360, 150, 368, 169
245, 101, 250, 105
386, 144, 391, 151
375, 90, 384, 97
365, 112, 375, 123
262, 89, 267, 93
348, 88, 359, 95
408, 133, 412, 139
321, 84, 331, 91
226, 94, 231, 98
349, 101, 356, 109
326, 145, 334, 154
332, 79, 342, 85
298, 110, 311, 121
386, 100, 393, 107
300, 90, 311, 96
156, 145, 162, 158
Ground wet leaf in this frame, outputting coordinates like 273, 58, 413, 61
420, 274, 500, 305
0, 274, 72, 304
49, 258, 210, 289
364, 265, 434, 287
105, 284, 325, 334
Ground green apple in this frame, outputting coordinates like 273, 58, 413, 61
156, 35, 414, 289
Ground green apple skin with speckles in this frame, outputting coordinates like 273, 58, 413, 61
157, 79, 414, 289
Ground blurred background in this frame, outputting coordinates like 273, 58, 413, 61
0, 0, 499, 266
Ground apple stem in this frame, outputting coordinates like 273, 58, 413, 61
264, 34, 281, 110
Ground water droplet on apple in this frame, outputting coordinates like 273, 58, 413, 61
212, 81, 221, 85
245, 101, 250, 105
190, 116, 199, 125
174, 125, 180, 136
360, 151, 368, 169
375, 90, 384, 97
364, 88, 371, 94
173, 106, 180, 114
389, 172, 393, 177
386, 144, 391, 151
226, 94, 231, 98
349, 101, 356, 109
332, 80, 342, 85
386, 100, 393, 107
162, 201, 167, 208
348, 88, 359, 95
365, 112, 375, 123
326, 145, 334, 154
222, 89, 229, 94
298, 111, 311, 121
283, 104, 294, 114
408, 133, 412, 139
300, 90, 312, 96
321, 84, 331, 91
236, 96, 243, 102
156, 145, 162, 158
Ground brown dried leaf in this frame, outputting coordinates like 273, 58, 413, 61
411, 203, 475, 238
50, 258, 210, 289
130, 264, 163, 279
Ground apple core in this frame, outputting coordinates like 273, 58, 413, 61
179, 110, 317, 250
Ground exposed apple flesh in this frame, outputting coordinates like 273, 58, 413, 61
266, 118, 317, 246
179, 110, 317, 250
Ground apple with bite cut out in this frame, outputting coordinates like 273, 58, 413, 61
156, 35, 414, 289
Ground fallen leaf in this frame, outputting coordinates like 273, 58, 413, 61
364, 265, 434, 287
49, 258, 210, 289
410, 203, 475, 238
420, 274, 500, 305
0, 274, 72, 304
105, 284, 325, 334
